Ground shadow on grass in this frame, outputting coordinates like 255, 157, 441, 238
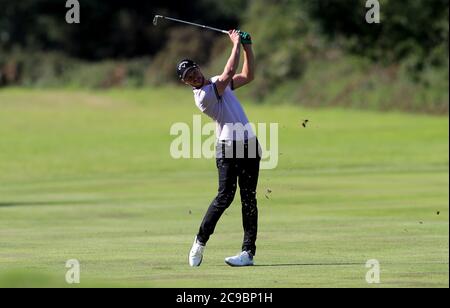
254, 261, 449, 267
254, 262, 363, 267
0, 200, 113, 208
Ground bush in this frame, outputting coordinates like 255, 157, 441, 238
0, 50, 152, 88
69, 58, 151, 89
0, 50, 79, 87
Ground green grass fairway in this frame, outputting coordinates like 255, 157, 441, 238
0, 88, 448, 288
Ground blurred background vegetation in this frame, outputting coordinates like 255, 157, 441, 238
0, 0, 448, 114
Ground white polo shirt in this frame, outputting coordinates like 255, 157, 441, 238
193, 76, 256, 141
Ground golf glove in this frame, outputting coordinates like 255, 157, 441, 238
239, 31, 252, 45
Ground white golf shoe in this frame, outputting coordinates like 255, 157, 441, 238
225, 251, 254, 267
189, 237, 205, 267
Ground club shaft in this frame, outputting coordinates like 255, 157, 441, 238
158, 16, 228, 34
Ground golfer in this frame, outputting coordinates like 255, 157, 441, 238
177, 30, 261, 267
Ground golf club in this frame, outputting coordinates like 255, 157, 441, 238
153, 15, 229, 34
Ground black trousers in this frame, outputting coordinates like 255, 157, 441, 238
197, 138, 261, 256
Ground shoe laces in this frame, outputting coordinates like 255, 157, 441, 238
192, 242, 204, 255
240, 251, 253, 260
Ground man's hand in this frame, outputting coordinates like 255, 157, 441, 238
228, 30, 241, 46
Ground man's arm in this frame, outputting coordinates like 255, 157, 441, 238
215, 30, 241, 96
232, 44, 255, 90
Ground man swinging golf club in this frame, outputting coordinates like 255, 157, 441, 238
178, 30, 261, 267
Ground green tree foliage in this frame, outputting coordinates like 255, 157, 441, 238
147, 27, 217, 85
302, 0, 449, 67
0, 0, 448, 113
0, 0, 245, 60
229, 0, 448, 104
238, 0, 321, 99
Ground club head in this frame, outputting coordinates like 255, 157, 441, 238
153, 15, 162, 26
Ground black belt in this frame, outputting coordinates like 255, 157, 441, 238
218, 138, 256, 146
216, 138, 261, 160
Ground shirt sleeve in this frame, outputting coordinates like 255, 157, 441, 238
194, 84, 220, 119
194, 84, 214, 111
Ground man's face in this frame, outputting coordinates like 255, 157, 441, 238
183, 67, 204, 88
